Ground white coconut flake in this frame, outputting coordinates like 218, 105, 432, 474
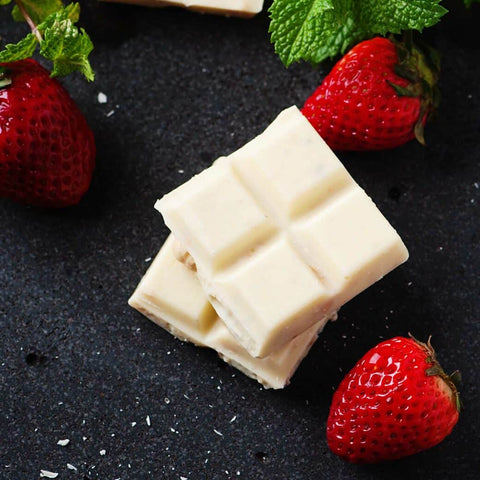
66, 464, 77, 471
82, 436, 87, 441
131, 422, 137, 427
57, 438, 70, 446
145, 257, 152, 263
229, 415, 237, 423
40, 471, 58, 478
100, 449, 106, 456
146, 415, 151, 426
97, 92, 108, 104
213, 429, 223, 436
106, 110, 115, 117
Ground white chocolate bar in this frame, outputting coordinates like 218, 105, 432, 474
100, 0, 264, 17
157, 106, 409, 358
129, 236, 331, 389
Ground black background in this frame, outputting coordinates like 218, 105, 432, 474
1, 1, 479, 478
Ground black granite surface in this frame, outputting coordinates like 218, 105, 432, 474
1, 1, 479, 479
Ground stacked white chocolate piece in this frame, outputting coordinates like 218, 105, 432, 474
129, 106, 409, 388
101, 0, 264, 17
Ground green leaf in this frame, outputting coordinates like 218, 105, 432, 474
37, 2, 80, 26
464, 0, 480, 6
12, 0, 63, 24
0, 0, 13, 6
39, 11, 94, 81
357, 0, 448, 35
269, 0, 448, 66
269, 0, 335, 67
0, 33, 37, 62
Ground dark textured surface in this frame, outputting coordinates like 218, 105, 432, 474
1, 1, 479, 479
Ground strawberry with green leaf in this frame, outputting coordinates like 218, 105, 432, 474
301, 36, 440, 150
0, 0, 95, 207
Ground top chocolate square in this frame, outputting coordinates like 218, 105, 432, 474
157, 106, 408, 357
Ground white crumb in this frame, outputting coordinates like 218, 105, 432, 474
474, 182, 479, 189
97, 92, 108, 104
178, 169, 184, 174
180, 477, 188, 480
164, 397, 170, 404
145, 257, 152, 263
146, 415, 151, 426
229, 415, 237, 423
106, 110, 115, 117
57, 438, 70, 446
131, 422, 137, 427
82, 437, 87, 441
40, 471, 58, 478
213, 429, 223, 436
100, 449, 106, 456
66, 464, 77, 471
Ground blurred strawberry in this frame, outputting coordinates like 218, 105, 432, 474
0, 59, 95, 207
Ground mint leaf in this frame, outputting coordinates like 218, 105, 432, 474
0, 33, 37, 62
464, 0, 480, 6
39, 10, 94, 81
12, 0, 63, 24
269, 0, 336, 67
0, 0, 13, 6
0, 1, 94, 81
39, 3, 80, 27
358, 0, 447, 35
269, 0, 448, 66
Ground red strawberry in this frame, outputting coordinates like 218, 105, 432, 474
327, 336, 460, 463
302, 37, 439, 151
0, 59, 95, 208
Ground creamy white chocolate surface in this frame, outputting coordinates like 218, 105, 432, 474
157, 106, 409, 358
100, 0, 264, 17
129, 236, 329, 389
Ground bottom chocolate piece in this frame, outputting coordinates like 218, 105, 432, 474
100, 0, 264, 18
129, 236, 335, 389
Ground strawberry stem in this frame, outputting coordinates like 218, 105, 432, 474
14, 0, 42, 43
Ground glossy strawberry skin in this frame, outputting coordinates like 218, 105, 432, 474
0, 59, 95, 207
327, 337, 459, 463
302, 37, 423, 151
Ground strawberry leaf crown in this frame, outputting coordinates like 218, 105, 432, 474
0, 0, 94, 81
387, 33, 441, 145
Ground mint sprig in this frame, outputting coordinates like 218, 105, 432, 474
269, 0, 448, 67
0, 0, 94, 81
